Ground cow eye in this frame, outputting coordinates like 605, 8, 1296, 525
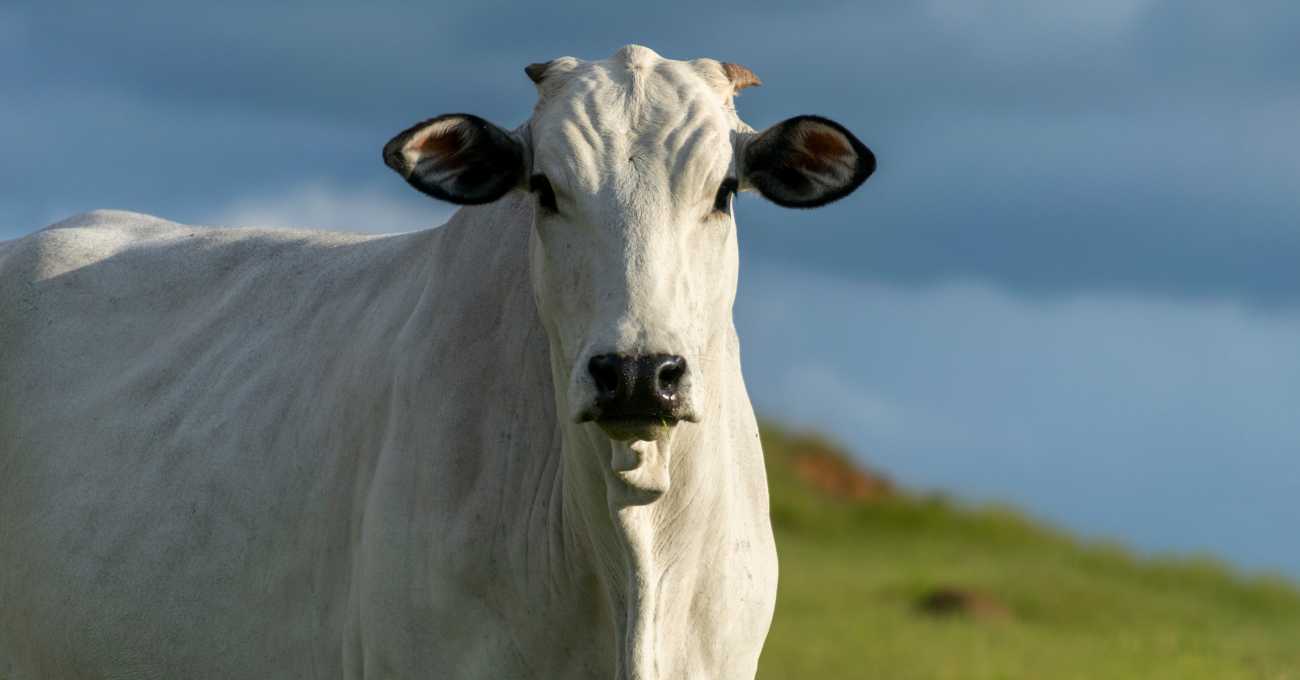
530, 174, 558, 213
713, 177, 738, 215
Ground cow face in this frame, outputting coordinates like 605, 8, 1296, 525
384, 45, 874, 443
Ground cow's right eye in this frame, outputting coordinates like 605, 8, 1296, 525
530, 174, 558, 213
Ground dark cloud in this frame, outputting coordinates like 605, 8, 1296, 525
3, 0, 1298, 306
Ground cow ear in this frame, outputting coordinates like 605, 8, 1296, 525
383, 114, 525, 205
740, 115, 875, 208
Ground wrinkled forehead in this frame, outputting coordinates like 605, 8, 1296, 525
529, 47, 745, 194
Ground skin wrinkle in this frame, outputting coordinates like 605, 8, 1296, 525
672, 125, 723, 205
555, 120, 597, 194
542, 432, 568, 595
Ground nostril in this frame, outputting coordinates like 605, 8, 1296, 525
656, 355, 687, 394
588, 354, 623, 396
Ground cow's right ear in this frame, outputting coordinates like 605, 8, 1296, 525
383, 114, 526, 205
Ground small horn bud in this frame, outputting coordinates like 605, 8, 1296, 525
721, 62, 762, 91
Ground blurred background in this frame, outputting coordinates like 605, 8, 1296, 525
3, 1, 1298, 676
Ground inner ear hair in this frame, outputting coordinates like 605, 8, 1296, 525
742, 115, 875, 209
384, 117, 465, 178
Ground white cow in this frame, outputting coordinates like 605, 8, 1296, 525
0, 45, 874, 679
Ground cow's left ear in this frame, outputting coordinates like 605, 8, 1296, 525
383, 114, 526, 205
739, 115, 875, 208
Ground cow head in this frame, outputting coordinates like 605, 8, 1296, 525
384, 45, 873, 444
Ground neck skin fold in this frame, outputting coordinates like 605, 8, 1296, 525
550, 345, 728, 680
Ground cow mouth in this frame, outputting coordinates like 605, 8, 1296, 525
593, 415, 679, 442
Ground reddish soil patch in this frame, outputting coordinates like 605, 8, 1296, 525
787, 436, 895, 502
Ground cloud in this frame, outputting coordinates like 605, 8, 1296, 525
779, 363, 918, 443
0, 83, 415, 238
923, 0, 1154, 35
208, 182, 451, 234
734, 95, 1300, 307
736, 257, 1300, 575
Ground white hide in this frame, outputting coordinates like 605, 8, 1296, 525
0, 45, 777, 679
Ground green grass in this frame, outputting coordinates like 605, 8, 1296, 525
757, 425, 1300, 679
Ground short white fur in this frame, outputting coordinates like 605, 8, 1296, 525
0, 44, 875, 679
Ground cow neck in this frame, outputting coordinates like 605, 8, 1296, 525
554, 361, 728, 680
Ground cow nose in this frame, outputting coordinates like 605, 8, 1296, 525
588, 353, 688, 419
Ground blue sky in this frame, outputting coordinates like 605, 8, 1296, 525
3, 2, 1298, 576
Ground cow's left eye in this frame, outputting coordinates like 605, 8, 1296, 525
713, 178, 738, 215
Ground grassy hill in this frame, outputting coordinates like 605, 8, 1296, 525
756, 425, 1300, 679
